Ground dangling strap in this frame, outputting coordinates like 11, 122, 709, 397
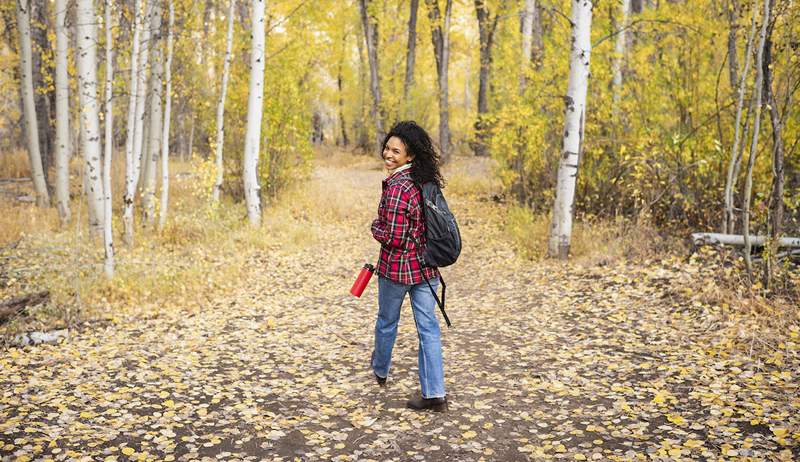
421, 270, 451, 328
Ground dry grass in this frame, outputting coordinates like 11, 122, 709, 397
503, 205, 682, 264
0, 149, 30, 179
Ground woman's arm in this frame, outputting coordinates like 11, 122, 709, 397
371, 184, 411, 248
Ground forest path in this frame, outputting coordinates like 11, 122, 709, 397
1, 158, 798, 461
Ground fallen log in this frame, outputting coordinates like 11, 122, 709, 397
691, 233, 800, 248
0, 291, 50, 324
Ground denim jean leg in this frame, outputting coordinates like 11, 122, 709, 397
409, 279, 446, 398
372, 277, 408, 379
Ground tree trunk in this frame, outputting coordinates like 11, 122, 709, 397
531, 0, 543, 69
425, 0, 453, 162
142, 2, 163, 226
358, 0, 385, 152
548, 0, 593, 259
124, 0, 153, 244
723, 0, 757, 234
355, 24, 370, 151
472, 0, 502, 157
742, 0, 771, 277
32, 0, 54, 185
76, 0, 105, 234
763, 7, 784, 285
403, 0, 419, 105
243, 0, 266, 226
726, 0, 740, 88
611, 0, 630, 117
520, 0, 535, 94
54, 0, 71, 223
16, 0, 50, 208
159, 0, 175, 230
103, 0, 115, 278
213, 0, 236, 203
337, 58, 350, 146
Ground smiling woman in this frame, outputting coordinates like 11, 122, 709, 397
369, 120, 448, 412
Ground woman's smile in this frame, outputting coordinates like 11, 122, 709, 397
382, 136, 414, 171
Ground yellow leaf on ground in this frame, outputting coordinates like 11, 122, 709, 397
121, 447, 135, 456
462, 430, 477, 439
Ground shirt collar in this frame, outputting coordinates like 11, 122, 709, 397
387, 162, 412, 178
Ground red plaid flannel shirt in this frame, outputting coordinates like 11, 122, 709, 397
371, 168, 439, 285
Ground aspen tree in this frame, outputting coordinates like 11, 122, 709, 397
723, 0, 758, 234
16, 0, 50, 208
425, 0, 453, 162
103, 0, 115, 278
742, 0, 771, 277
55, 0, 71, 222
213, 0, 236, 203
548, 0, 593, 259
243, 0, 266, 226
358, 0, 385, 151
142, 2, 163, 225
123, 0, 143, 244
76, 0, 105, 235
159, 0, 174, 230
611, 0, 630, 117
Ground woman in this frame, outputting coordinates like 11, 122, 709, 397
370, 121, 447, 412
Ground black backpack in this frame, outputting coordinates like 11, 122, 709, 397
413, 182, 461, 327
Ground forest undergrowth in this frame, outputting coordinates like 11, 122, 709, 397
0, 149, 798, 460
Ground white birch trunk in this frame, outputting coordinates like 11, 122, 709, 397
358, 0, 385, 150
16, 0, 50, 208
103, 0, 115, 278
76, 0, 105, 235
610, 0, 629, 116
159, 0, 174, 230
723, 0, 758, 234
243, 0, 266, 226
123, 0, 142, 244
142, 3, 163, 225
54, 0, 71, 223
519, 0, 535, 94
548, 0, 593, 259
742, 0, 771, 276
212, 0, 236, 203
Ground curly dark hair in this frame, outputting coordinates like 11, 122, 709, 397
382, 121, 444, 188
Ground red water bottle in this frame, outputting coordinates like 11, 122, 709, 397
350, 263, 375, 297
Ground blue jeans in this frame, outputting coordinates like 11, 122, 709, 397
372, 276, 446, 399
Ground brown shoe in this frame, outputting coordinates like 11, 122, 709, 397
406, 395, 447, 412
374, 372, 387, 387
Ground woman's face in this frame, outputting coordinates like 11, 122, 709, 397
382, 136, 415, 171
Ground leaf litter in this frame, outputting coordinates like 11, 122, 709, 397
1, 160, 798, 461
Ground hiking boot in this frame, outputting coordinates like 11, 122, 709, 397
406, 395, 447, 412
374, 372, 386, 387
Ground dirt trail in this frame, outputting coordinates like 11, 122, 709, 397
1, 160, 798, 461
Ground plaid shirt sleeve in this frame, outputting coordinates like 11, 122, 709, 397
371, 182, 410, 249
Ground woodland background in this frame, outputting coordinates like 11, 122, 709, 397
0, 0, 798, 334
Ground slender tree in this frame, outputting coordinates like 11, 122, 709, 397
611, 0, 630, 117
425, 0, 453, 162
404, 0, 420, 105
103, 0, 115, 278
243, 0, 266, 226
472, 0, 505, 157
212, 0, 236, 203
124, 0, 153, 244
520, 0, 535, 94
159, 0, 175, 229
358, 0, 385, 151
742, 0, 771, 277
75, 0, 105, 234
548, 0, 594, 259
16, 0, 50, 207
142, 2, 163, 225
723, 0, 758, 234
54, 0, 71, 222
